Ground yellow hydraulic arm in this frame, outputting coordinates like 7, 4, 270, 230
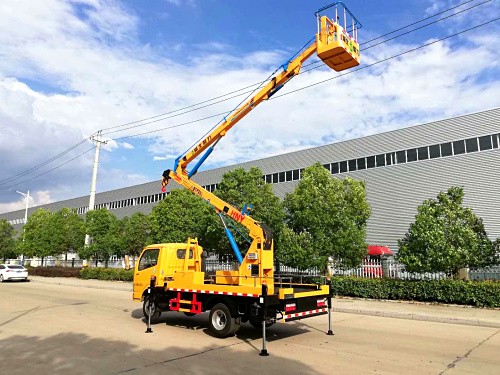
161, 2, 361, 291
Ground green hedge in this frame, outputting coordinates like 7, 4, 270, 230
79, 267, 134, 281
331, 276, 500, 308
27, 266, 81, 278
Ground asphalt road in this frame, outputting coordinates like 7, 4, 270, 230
0, 278, 498, 375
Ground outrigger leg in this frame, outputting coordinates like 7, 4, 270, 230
145, 276, 156, 334
259, 284, 269, 356
327, 283, 334, 336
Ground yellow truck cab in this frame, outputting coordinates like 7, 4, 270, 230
133, 239, 204, 302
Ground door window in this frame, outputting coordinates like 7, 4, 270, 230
138, 249, 160, 271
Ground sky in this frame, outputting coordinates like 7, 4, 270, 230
0, 0, 499, 214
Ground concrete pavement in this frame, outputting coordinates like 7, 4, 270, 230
28, 275, 500, 328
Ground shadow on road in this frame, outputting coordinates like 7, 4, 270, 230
0, 331, 321, 375
130, 308, 315, 353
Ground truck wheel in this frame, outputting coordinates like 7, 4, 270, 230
208, 303, 237, 338
143, 296, 161, 323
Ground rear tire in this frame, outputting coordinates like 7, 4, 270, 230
208, 303, 238, 338
143, 295, 161, 323
0, 274, 4, 282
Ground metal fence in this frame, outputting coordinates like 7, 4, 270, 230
5, 256, 500, 281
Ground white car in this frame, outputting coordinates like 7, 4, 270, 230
0, 264, 29, 282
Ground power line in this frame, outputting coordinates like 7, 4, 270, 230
109, 17, 499, 142
0, 137, 91, 188
2, 0, 494, 186
101, 0, 492, 138
1, 146, 96, 191
284, 17, 499, 95
362, 0, 492, 51
362, 0, 481, 45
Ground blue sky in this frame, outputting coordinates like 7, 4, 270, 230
0, 0, 499, 213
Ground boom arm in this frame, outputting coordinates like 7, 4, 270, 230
161, 2, 360, 289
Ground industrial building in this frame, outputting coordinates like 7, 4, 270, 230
2, 108, 499, 252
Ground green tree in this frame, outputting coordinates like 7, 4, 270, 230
280, 163, 371, 270
81, 209, 121, 265
397, 186, 497, 277
120, 212, 152, 268
0, 219, 16, 261
149, 189, 215, 248
51, 208, 85, 261
210, 167, 285, 257
18, 209, 55, 260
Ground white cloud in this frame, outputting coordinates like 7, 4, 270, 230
0, 191, 53, 214
0, 0, 498, 213
121, 142, 134, 149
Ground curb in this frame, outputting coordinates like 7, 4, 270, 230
29, 276, 131, 292
333, 307, 500, 328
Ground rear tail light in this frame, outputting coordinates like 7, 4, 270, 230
317, 298, 326, 307
285, 303, 296, 312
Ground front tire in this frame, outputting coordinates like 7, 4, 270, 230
208, 303, 239, 338
0, 274, 4, 282
143, 295, 161, 323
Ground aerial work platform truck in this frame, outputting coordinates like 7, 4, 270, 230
133, 2, 361, 352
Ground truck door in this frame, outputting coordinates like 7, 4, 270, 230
133, 248, 160, 301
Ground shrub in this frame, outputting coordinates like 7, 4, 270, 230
79, 267, 133, 281
331, 276, 500, 308
28, 266, 81, 278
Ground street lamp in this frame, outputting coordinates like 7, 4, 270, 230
16, 190, 30, 264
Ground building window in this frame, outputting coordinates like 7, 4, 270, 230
465, 137, 478, 153
286, 170, 292, 181
272, 173, 278, 183
453, 140, 465, 155
348, 159, 357, 171
386, 152, 394, 166
367, 156, 375, 168
357, 157, 366, 170
396, 150, 406, 164
407, 148, 417, 162
278, 172, 285, 182
479, 135, 492, 150
339, 161, 347, 173
332, 163, 339, 174
292, 169, 300, 180
493, 134, 498, 149
417, 147, 429, 160
265, 175, 272, 184
323, 164, 331, 172
376, 154, 385, 167
441, 142, 453, 157
429, 144, 440, 159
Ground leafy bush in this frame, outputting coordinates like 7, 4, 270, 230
27, 266, 81, 278
79, 267, 133, 281
331, 276, 500, 308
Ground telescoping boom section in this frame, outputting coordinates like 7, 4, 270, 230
161, 2, 361, 296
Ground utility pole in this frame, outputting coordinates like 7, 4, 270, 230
16, 190, 30, 265
83, 132, 107, 264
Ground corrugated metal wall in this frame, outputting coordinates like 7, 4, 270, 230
2, 108, 499, 251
